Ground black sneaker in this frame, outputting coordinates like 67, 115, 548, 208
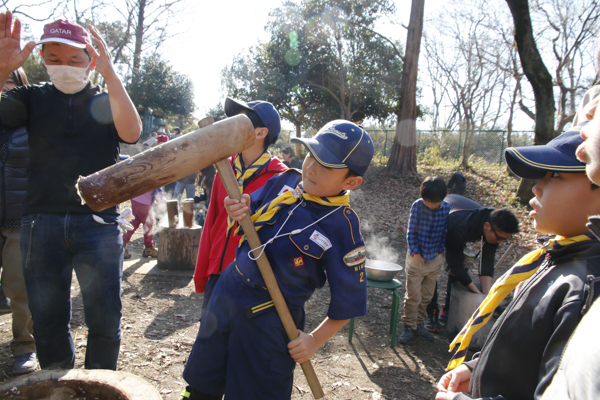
439, 309, 449, 325
415, 324, 434, 341
424, 314, 440, 333
398, 326, 414, 344
0, 286, 10, 313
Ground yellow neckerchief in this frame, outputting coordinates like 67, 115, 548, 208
447, 233, 594, 371
226, 151, 272, 236
234, 182, 350, 245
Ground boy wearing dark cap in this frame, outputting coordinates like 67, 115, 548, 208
436, 129, 600, 400
193, 98, 287, 318
182, 120, 374, 400
0, 13, 140, 370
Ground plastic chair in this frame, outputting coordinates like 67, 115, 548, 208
348, 278, 402, 348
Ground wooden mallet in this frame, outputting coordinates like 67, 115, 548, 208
76, 114, 256, 212
199, 117, 325, 399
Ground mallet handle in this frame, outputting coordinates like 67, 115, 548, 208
202, 117, 324, 399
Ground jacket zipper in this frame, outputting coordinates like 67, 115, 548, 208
0, 145, 5, 225
68, 97, 73, 130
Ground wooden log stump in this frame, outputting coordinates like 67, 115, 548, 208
0, 369, 162, 400
157, 226, 202, 270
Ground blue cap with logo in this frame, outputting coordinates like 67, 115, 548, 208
504, 127, 586, 179
292, 120, 374, 176
224, 98, 281, 142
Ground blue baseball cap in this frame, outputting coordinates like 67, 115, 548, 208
292, 120, 374, 176
224, 98, 281, 142
504, 128, 586, 179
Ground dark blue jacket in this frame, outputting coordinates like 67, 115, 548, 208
0, 126, 28, 226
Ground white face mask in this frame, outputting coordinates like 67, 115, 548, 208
45, 63, 91, 94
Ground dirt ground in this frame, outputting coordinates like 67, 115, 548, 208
0, 162, 538, 399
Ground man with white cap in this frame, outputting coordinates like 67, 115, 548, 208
0, 11, 141, 370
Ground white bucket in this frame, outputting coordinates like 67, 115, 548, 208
447, 282, 496, 351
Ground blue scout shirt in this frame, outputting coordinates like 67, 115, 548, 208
234, 169, 368, 320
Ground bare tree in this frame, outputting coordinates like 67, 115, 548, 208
532, 0, 600, 133
385, 0, 424, 176
117, 0, 184, 86
424, 0, 510, 169
2, 0, 67, 22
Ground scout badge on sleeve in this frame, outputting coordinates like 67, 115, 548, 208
344, 246, 367, 267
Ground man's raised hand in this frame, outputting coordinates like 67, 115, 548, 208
0, 11, 35, 78
86, 24, 118, 84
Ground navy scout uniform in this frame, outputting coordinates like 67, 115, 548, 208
183, 169, 367, 399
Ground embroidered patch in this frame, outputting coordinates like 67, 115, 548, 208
321, 125, 348, 139
293, 256, 305, 268
278, 185, 295, 196
344, 246, 367, 266
353, 262, 365, 273
310, 230, 332, 251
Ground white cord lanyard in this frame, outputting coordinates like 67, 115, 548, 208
247, 199, 343, 261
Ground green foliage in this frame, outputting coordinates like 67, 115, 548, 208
205, 102, 228, 122
127, 54, 195, 117
222, 0, 403, 131
22, 51, 49, 85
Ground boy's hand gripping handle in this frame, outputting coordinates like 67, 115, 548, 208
200, 116, 325, 399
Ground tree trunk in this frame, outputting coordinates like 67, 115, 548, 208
294, 123, 303, 159
386, 0, 424, 176
157, 227, 202, 270
132, 0, 146, 86
460, 124, 473, 169
506, 0, 555, 203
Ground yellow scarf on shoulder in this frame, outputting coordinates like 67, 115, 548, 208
226, 152, 272, 236
447, 233, 594, 371
234, 183, 350, 244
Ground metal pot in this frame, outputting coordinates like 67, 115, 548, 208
365, 259, 403, 282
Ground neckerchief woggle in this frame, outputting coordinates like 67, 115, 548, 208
226, 152, 272, 236
447, 233, 594, 371
234, 182, 350, 246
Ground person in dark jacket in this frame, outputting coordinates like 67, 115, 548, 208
0, 14, 141, 370
281, 146, 303, 169
539, 85, 600, 400
0, 67, 36, 375
447, 172, 466, 194
425, 195, 519, 329
436, 129, 600, 400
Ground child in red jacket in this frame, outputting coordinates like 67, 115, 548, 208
193, 98, 287, 317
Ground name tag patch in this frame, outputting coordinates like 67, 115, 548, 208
310, 230, 332, 251
293, 256, 305, 268
344, 246, 367, 266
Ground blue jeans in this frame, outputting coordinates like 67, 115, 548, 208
20, 213, 123, 370
173, 182, 196, 200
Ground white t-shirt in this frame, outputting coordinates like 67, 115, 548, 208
143, 136, 158, 147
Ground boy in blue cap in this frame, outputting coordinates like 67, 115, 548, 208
182, 120, 374, 400
435, 129, 600, 400
193, 98, 287, 319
